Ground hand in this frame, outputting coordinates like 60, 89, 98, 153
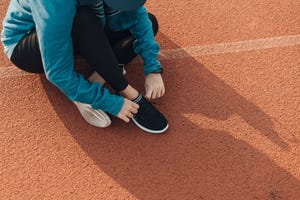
117, 98, 139, 123
145, 73, 165, 100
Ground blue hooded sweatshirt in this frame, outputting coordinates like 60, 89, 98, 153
1, 0, 162, 116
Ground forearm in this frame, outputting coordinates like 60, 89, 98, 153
129, 6, 163, 75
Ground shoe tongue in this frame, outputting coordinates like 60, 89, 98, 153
132, 94, 143, 104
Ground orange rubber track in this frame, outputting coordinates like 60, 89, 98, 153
1, 0, 299, 199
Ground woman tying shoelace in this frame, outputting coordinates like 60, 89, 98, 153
1, 0, 169, 134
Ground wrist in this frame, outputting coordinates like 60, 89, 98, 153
150, 67, 163, 74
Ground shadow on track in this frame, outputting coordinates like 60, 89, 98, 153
40, 31, 299, 199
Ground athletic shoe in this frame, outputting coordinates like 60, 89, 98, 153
73, 101, 111, 128
132, 95, 169, 134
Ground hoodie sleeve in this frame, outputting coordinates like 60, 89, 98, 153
129, 6, 163, 75
29, 0, 124, 116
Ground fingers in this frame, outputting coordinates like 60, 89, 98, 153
152, 90, 158, 99
122, 116, 130, 123
145, 73, 165, 100
130, 106, 138, 114
146, 87, 165, 100
129, 101, 139, 114
160, 86, 165, 98
145, 89, 153, 100
117, 99, 140, 123
132, 102, 139, 110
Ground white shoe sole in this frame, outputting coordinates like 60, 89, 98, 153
73, 101, 111, 128
132, 118, 169, 134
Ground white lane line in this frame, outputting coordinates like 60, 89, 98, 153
1, 34, 300, 79
159, 34, 300, 60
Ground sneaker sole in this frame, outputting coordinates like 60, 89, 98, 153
132, 118, 169, 134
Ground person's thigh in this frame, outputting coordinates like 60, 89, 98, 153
72, 6, 129, 92
10, 30, 44, 73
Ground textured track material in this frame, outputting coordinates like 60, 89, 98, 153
0, 0, 299, 199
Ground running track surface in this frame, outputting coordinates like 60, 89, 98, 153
0, 1, 299, 199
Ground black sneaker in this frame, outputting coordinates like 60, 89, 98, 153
132, 95, 169, 134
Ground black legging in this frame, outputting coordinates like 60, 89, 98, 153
10, 7, 159, 92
